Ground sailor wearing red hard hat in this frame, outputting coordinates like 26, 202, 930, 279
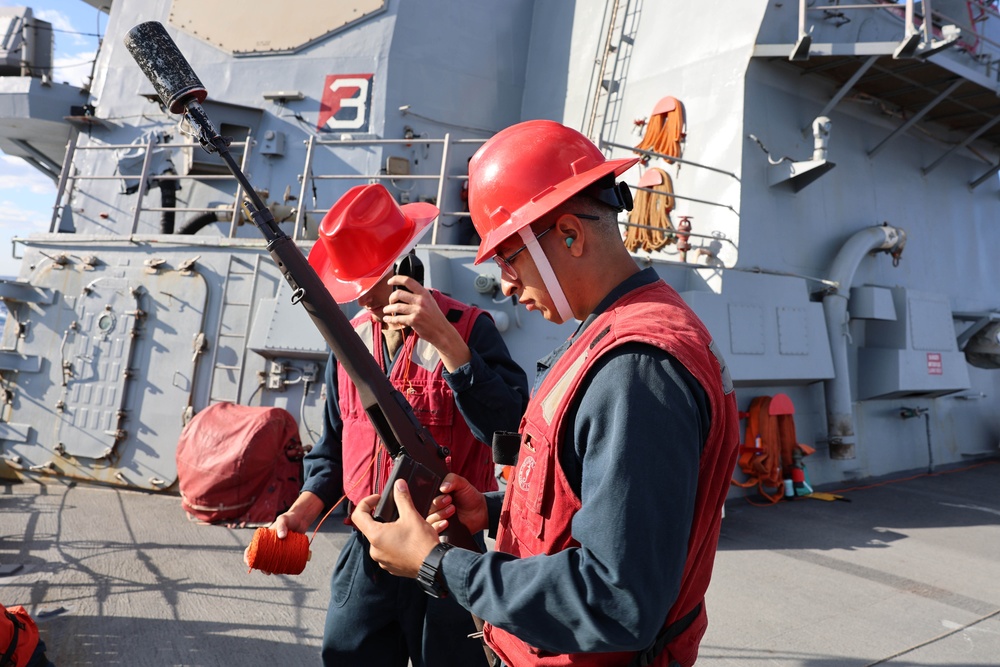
354, 120, 740, 667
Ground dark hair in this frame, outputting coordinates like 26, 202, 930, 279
555, 194, 622, 242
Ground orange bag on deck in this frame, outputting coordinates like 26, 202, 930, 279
176, 402, 304, 526
1, 604, 39, 667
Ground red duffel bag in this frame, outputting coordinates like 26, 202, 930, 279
176, 402, 304, 526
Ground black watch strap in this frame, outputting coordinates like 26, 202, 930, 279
417, 542, 454, 598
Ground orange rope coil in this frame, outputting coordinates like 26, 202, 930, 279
244, 452, 376, 576
247, 527, 311, 575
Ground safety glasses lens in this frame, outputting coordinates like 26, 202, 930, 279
493, 255, 516, 281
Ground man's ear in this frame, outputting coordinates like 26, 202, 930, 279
555, 213, 585, 253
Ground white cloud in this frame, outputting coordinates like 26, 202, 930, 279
31, 7, 99, 87
33, 8, 73, 31
0, 190, 53, 278
0, 158, 54, 235
0, 196, 51, 280
0, 156, 57, 196
0, 198, 50, 235
34, 8, 91, 47
51, 50, 97, 88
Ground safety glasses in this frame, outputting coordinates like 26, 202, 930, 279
492, 214, 597, 281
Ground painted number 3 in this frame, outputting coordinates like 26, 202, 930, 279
320, 74, 372, 132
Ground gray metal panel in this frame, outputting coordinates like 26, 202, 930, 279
865, 287, 960, 352
849, 285, 897, 321
680, 272, 834, 385
909, 293, 958, 351
777, 307, 810, 356
246, 282, 330, 360
728, 304, 766, 355
59, 276, 140, 458
857, 348, 970, 399
865, 291, 910, 350
0, 279, 53, 303
857, 286, 970, 398
0, 352, 39, 372
0, 422, 29, 443
1, 250, 208, 489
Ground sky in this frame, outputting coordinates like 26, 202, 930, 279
0, 1, 107, 277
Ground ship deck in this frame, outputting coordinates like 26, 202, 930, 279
3, 458, 999, 666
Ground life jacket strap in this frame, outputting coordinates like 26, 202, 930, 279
629, 601, 702, 667
1, 610, 25, 667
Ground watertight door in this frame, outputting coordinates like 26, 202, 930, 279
57, 277, 140, 459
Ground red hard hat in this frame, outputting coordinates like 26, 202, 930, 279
468, 120, 638, 264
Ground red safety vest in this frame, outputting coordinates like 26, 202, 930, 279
485, 280, 739, 667
338, 290, 499, 504
1, 605, 38, 667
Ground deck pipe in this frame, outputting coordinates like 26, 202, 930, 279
822, 224, 907, 460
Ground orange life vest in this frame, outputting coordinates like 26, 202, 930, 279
485, 280, 739, 667
338, 290, 498, 503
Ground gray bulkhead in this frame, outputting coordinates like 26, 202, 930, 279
2, 0, 999, 493
521, 1, 1000, 483
0, 0, 560, 490
744, 2, 1000, 477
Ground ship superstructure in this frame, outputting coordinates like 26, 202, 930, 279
0, 0, 998, 494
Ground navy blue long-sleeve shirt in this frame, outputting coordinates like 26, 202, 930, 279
302, 311, 530, 508
444, 268, 710, 656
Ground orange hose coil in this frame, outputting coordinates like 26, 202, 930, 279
625, 168, 675, 252
635, 97, 685, 160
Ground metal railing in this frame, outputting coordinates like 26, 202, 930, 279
47, 130, 737, 261
794, 0, 1000, 64
292, 135, 486, 243
931, 0, 1000, 58
794, 0, 929, 60
50, 133, 487, 243
50, 136, 254, 236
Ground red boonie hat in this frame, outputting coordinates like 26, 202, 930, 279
308, 183, 438, 303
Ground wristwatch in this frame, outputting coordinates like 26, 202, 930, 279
417, 542, 454, 598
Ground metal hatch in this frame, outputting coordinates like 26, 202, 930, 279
0, 254, 209, 490
57, 277, 141, 459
